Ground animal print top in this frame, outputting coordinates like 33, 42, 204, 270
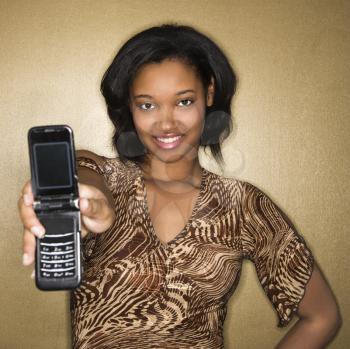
71, 155, 314, 349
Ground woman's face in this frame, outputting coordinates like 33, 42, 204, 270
129, 59, 214, 164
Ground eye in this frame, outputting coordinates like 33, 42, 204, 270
138, 102, 155, 111
178, 99, 194, 107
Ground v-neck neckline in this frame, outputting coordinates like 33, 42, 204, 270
135, 164, 208, 249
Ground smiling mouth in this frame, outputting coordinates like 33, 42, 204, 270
153, 135, 183, 149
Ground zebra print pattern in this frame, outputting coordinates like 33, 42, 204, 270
71, 156, 314, 348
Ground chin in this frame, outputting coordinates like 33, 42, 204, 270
155, 149, 199, 164
154, 153, 186, 164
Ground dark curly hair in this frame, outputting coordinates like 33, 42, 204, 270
100, 23, 237, 167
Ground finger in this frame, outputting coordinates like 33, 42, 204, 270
23, 228, 36, 266
18, 181, 45, 238
18, 197, 45, 238
81, 204, 116, 235
79, 197, 104, 219
21, 181, 34, 206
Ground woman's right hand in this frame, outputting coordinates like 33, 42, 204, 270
18, 180, 116, 269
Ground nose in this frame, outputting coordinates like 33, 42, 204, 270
157, 106, 178, 132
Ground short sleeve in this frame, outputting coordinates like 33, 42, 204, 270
240, 181, 314, 327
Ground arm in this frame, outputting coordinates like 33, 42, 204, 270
75, 149, 116, 238
76, 149, 114, 207
239, 181, 341, 347
275, 261, 342, 349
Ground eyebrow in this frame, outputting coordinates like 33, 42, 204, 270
133, 89, 196, 99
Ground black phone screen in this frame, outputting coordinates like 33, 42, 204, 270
34, 142, 72, 189
28, 125, 78, 198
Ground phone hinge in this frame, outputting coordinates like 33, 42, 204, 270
33, 197, 79, 212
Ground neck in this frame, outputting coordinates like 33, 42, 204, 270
140, 156, 203, 188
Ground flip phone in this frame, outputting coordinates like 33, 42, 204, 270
28, 125, 82, 290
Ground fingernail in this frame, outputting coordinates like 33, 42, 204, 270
22, 253, 33, 266
31, 270, 35, 279
30, 226, 45, 238
23, 194, 31, 206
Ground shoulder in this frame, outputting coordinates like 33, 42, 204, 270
213, 174, 278, 218
204, 168, 268, 203
207, 171, 257, 198
234, 178, 273, 205
204, 170, 253, 211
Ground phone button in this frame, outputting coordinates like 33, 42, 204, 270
42, 263, 53, 269
52, 255, 63, 261
53, 272, 64, 278
64, 271, 75, 277
52, 263, 64, 268
42, 271, 53, 278
64, 261, 75, 268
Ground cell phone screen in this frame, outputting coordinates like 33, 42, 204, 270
29, 125, 78, 197
34, 142, 72, 189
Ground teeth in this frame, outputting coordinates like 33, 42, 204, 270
156, 136, 182, 143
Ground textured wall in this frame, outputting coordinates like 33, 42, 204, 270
1, 0, 348, 348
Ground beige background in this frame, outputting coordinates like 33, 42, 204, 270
1, 0, 349, 348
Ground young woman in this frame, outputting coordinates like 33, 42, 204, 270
19, 24, 341, 348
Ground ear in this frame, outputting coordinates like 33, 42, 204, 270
206, 77, 215, 107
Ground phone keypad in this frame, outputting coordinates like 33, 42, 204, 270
39, 232, 77, 278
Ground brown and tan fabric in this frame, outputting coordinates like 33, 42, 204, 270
71, 155, 314, 349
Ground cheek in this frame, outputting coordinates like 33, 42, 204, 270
175, 104, 206, 129
131, 110, 151, 133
